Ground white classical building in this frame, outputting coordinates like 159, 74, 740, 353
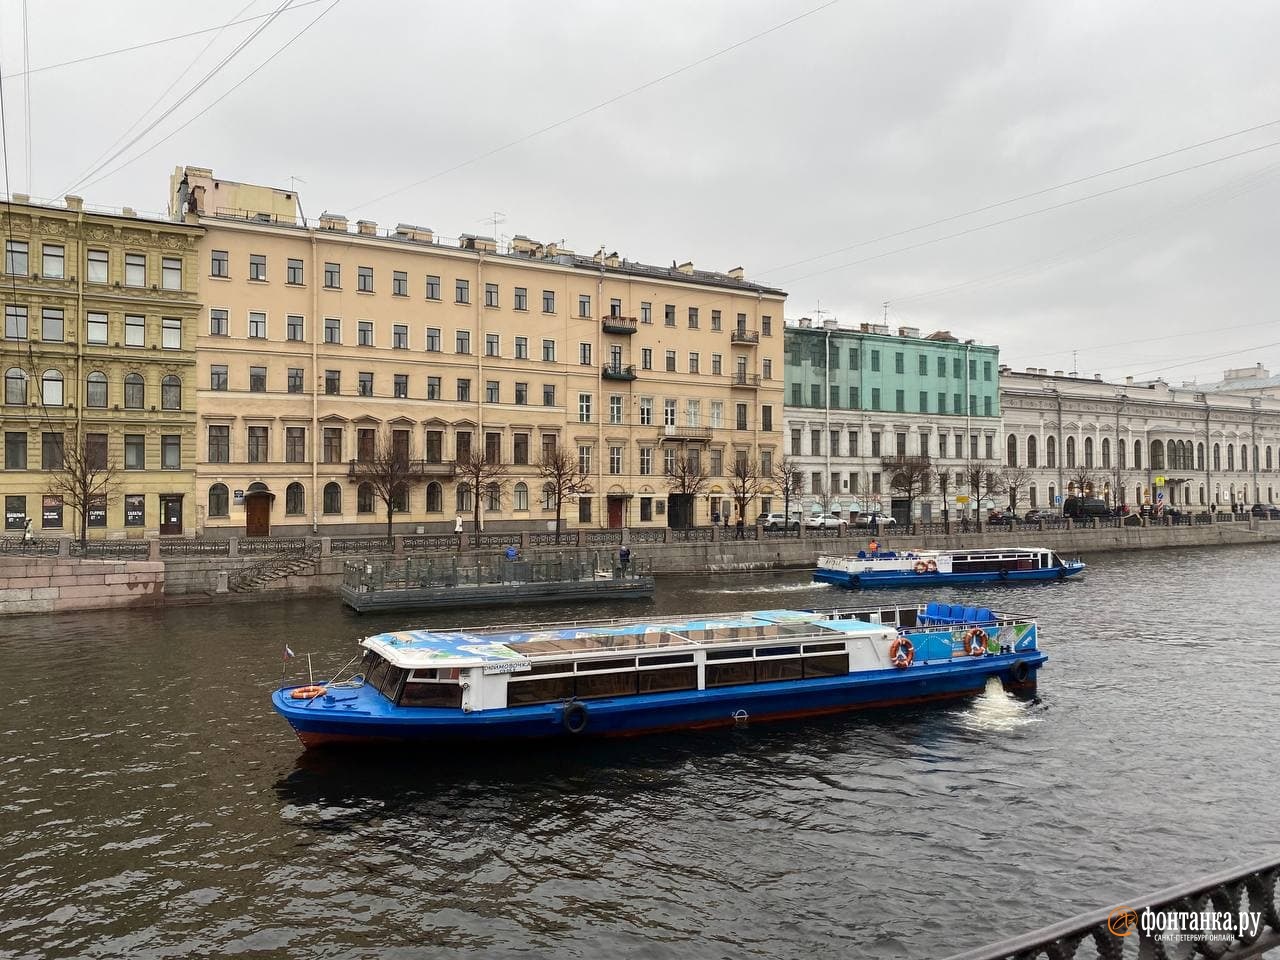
1000, 367, 1280, 513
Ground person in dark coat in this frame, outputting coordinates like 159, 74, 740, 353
735, 513, 745, 539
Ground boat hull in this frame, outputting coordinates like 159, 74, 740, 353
813, 566, 1084, 588
274, 652, 1045, 747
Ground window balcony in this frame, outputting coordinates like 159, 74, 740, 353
661, 424, 713, 442
730, 329, 759, 345
347, 458, 456, 479
601, 363, 637, 381
601, 316, 638, 335
730, 372, 761, 388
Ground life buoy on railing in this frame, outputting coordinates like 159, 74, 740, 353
925, 559, 938, 572
963, 628, 988, 657
289, 685, 327, 700
913, 560, 928, 574
889, 636, 914, 668
563, 701, 589, 734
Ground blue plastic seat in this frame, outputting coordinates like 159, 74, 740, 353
947, 604, 965, 622
976, 607, 994, 625
924, 602, 941, 624
857, 550, 866, 558
963, 606, 980, 624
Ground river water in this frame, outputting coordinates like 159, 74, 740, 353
2, 544, 1278, 959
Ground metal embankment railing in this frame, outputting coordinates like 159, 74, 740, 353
945, 854, 1280, 960
343, 554, 654, 593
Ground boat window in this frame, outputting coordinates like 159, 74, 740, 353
576, 672, 638, 699
365, 655, 390, 691
637, 666, 697, 693
705, 661, 756, 687
409, 667, 459, 681
526, 661, 573, 677
399, 681, 463, 709
756, 658, 803, 682
706, 647, 752, 661
802, 641, 845, 654
379, 666, 406, 700
757, 645, 801, 658
507, 676, 574, 706
803, 654, 849, 678
638, 653, 695, 667
577, 657, 636, 673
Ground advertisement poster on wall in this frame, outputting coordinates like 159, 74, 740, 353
41, 495, 63, 529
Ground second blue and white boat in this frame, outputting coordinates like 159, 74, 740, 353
814, 546, 1085, 588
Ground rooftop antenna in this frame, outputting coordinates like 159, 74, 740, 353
883, 301, 889, 323
481, 210, 506, 247
287, 176, 307, 226
1071, 350, 1079, 377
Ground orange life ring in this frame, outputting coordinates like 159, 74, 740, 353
889, 636, 914, 669
963, 628, 987, 657
925, 559, 938, 572
290, 685, 328, 700
913, 560, 928, 574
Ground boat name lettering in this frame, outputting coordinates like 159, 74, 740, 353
482, 661, 533, 675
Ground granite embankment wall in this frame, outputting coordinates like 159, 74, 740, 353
4, 519, 1278, 615
0, 556, 164, 615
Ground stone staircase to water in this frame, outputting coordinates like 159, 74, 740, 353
229, 553, 321, 593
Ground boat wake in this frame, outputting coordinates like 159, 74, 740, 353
956, 677, 1046, 732
692, 582, 828, 595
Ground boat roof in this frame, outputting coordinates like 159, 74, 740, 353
362, 608, 894, 670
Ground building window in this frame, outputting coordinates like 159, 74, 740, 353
736, 403, 748, 431
426, 275, 441, 300
394, 374, 408, 399
579, 342, 592, 366
124, 434, 145, 470
514, 336, 528, 359
286, 482, 305, 515
355, 320, 372, 346
124, 374, 144, 409
688, 307, 699, 329
358, 266, 373, 292
455, 279, 469, 304
5, 240, 29, 275
286, 427, 306, 463
665, 350, 676, 372
210, 365, 228, 391
485, 282, 499, 307
41, 244, 66, 280
161, 375, 181, 410
543, 384, 556, 406
357, 482, 375, 513
323, 482, 343, 514
323, 428, 343, 463
426, 482, 443, 512
248, 254, 267, 282
578, 294, 591, 318
426, 327, 441, 352
38, 370, 62, 406
641, 302, 652, 324
578, 497, 592, 523
514, 482, 529, 511
210, 308, 228, 336
393, 270, 408, 296
762, 358, 772, 380
762, 316, 772, 336
324, 262, 341, 288
324, 317, 341, 343
609, 446, 623, 475
427, 376, 441, 400
579, 393, 592, 423
287, 315, 304, 341
125, 314, 145, 347
87, 249, 108, 283
83, 371, 108, 409
457, 379, 471, 402
542, 339, 556, 362
287, 258, 304, 284
542, 290, 555, 313
640, 447, 653, 475
287, 368, 304, 394
208, 484, 229, 518
161, 257, 182, 290
515, 382, 528, 405
249, 366, 267, 392
514, 433, 529, 465
486, 333, 500, 357
40, 307, 63, 342
248, 312, 266, 338
514, 287, 528, 311
642, 348, 653, 371
609, 394, 623, 424
486, 381, 500, 403
324, 370, 340, 395
210, 250, 228, 278
664, 304, 675, 327
162, 435, 181, 470
578, 445, 592, 474
453, 330, 470, 354
358, 372, 373, 396
689, 352, 700, 374
4, 305, 27, 341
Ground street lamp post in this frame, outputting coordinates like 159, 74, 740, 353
1251, 397, 1262, 508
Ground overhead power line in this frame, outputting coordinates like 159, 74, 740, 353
22, 0, 31, 193
348, 0, 841, 212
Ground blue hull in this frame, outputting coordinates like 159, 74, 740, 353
813, 566, 1084, 589
273, 652, 1045, 746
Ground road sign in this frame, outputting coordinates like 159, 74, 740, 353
1154, 476, 1166, 487
1156, 491, 1164, 502
956, 495, 970, 505
1054, 495, 1062, 505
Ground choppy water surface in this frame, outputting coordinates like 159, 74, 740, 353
2, 545, 1279, 959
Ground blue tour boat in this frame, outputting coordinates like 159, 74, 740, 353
272, 602, 1046, 748
814, 547, 1085, 589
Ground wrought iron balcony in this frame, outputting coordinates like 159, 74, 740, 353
601, 315, 638, 335
730, 328, 759, 344
661, 424, 713, 442
347, 458, 456, 479
730, 372, 761, 388
601, 363, 637, 381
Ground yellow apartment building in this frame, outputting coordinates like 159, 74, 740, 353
1, 194, 201, 538
170, 166, 786, 535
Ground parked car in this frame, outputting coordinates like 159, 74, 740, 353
1063, 496, 1110, 520
852, 512, 896, 528
804, 513, 847, 531
1250, 504, 1280, 519
1021, 509, 1053, 523
757, 511, 800, 531
986, 510, 1018, 526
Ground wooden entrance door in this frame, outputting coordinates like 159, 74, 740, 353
607, 497, 625, 529
159, 495, 183, 535
245, 495, 271, 537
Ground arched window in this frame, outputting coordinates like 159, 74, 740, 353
1197, 443, 1205, 471
514, 482, 529, 511
1133, 440, 1142, 470
1046, 436, 1057, 469
41, 369, 63, 406
542, 482, 556, 510
456, 482, 472, 512
1065, 436, 1076, 468
1268, 447, 1274, 471
1006, 434, 1018, 467
485, 482, 501, 511
1026, 435, 1038, 468
1213, 443, 1221, 471
1239, 444, 1247, 471
1227, 445, 1235, 471
247, 481, 269, 493
323, 482, 342, 515
161, 375, 181, 410
86, 371, 107, 408
1150, 439, 1165, 470
1028, 484, 1038, 508
1101, 438, 1111, 469
1048, 483, 1055, 506
5, 367, 27, 405
285, 482, 305, 516
208, 483, 229, 518
391, 483, 408, 512
357, 482, 375, 513
1084, 437, 1094, 469
124, 373, 144, 409
426, 481, 443, 512
1199, 485, 1205, 505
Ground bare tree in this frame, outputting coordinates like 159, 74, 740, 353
772, 453, 803, 534
1067, 467, 1097, 500
456, 450, 510, 534
1002, 466, 1035, 514
728, 452, 764, 526
536, 444, 592, 543
810, 477, 834, 515
882, 455, 934, 531
46, 426, 119, 549
663, 449, 710, 528
962, 461, 1007, 528
347, 435, 429, 539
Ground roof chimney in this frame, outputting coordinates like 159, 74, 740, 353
676, 261, 694, 276
356, 220, 377, 237
64, 195, 83, 212
728, 266, 744, 280
319, 212, 348, 232
1094, 373, 1103, 381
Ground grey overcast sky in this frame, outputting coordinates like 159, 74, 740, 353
3, 0, 1277, 385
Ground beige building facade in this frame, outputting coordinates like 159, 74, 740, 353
171, 166, 786, 536
1, 194, 201, 538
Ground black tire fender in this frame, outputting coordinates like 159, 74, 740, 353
1010, 660, 1030, 684
563, 701, 589, 734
